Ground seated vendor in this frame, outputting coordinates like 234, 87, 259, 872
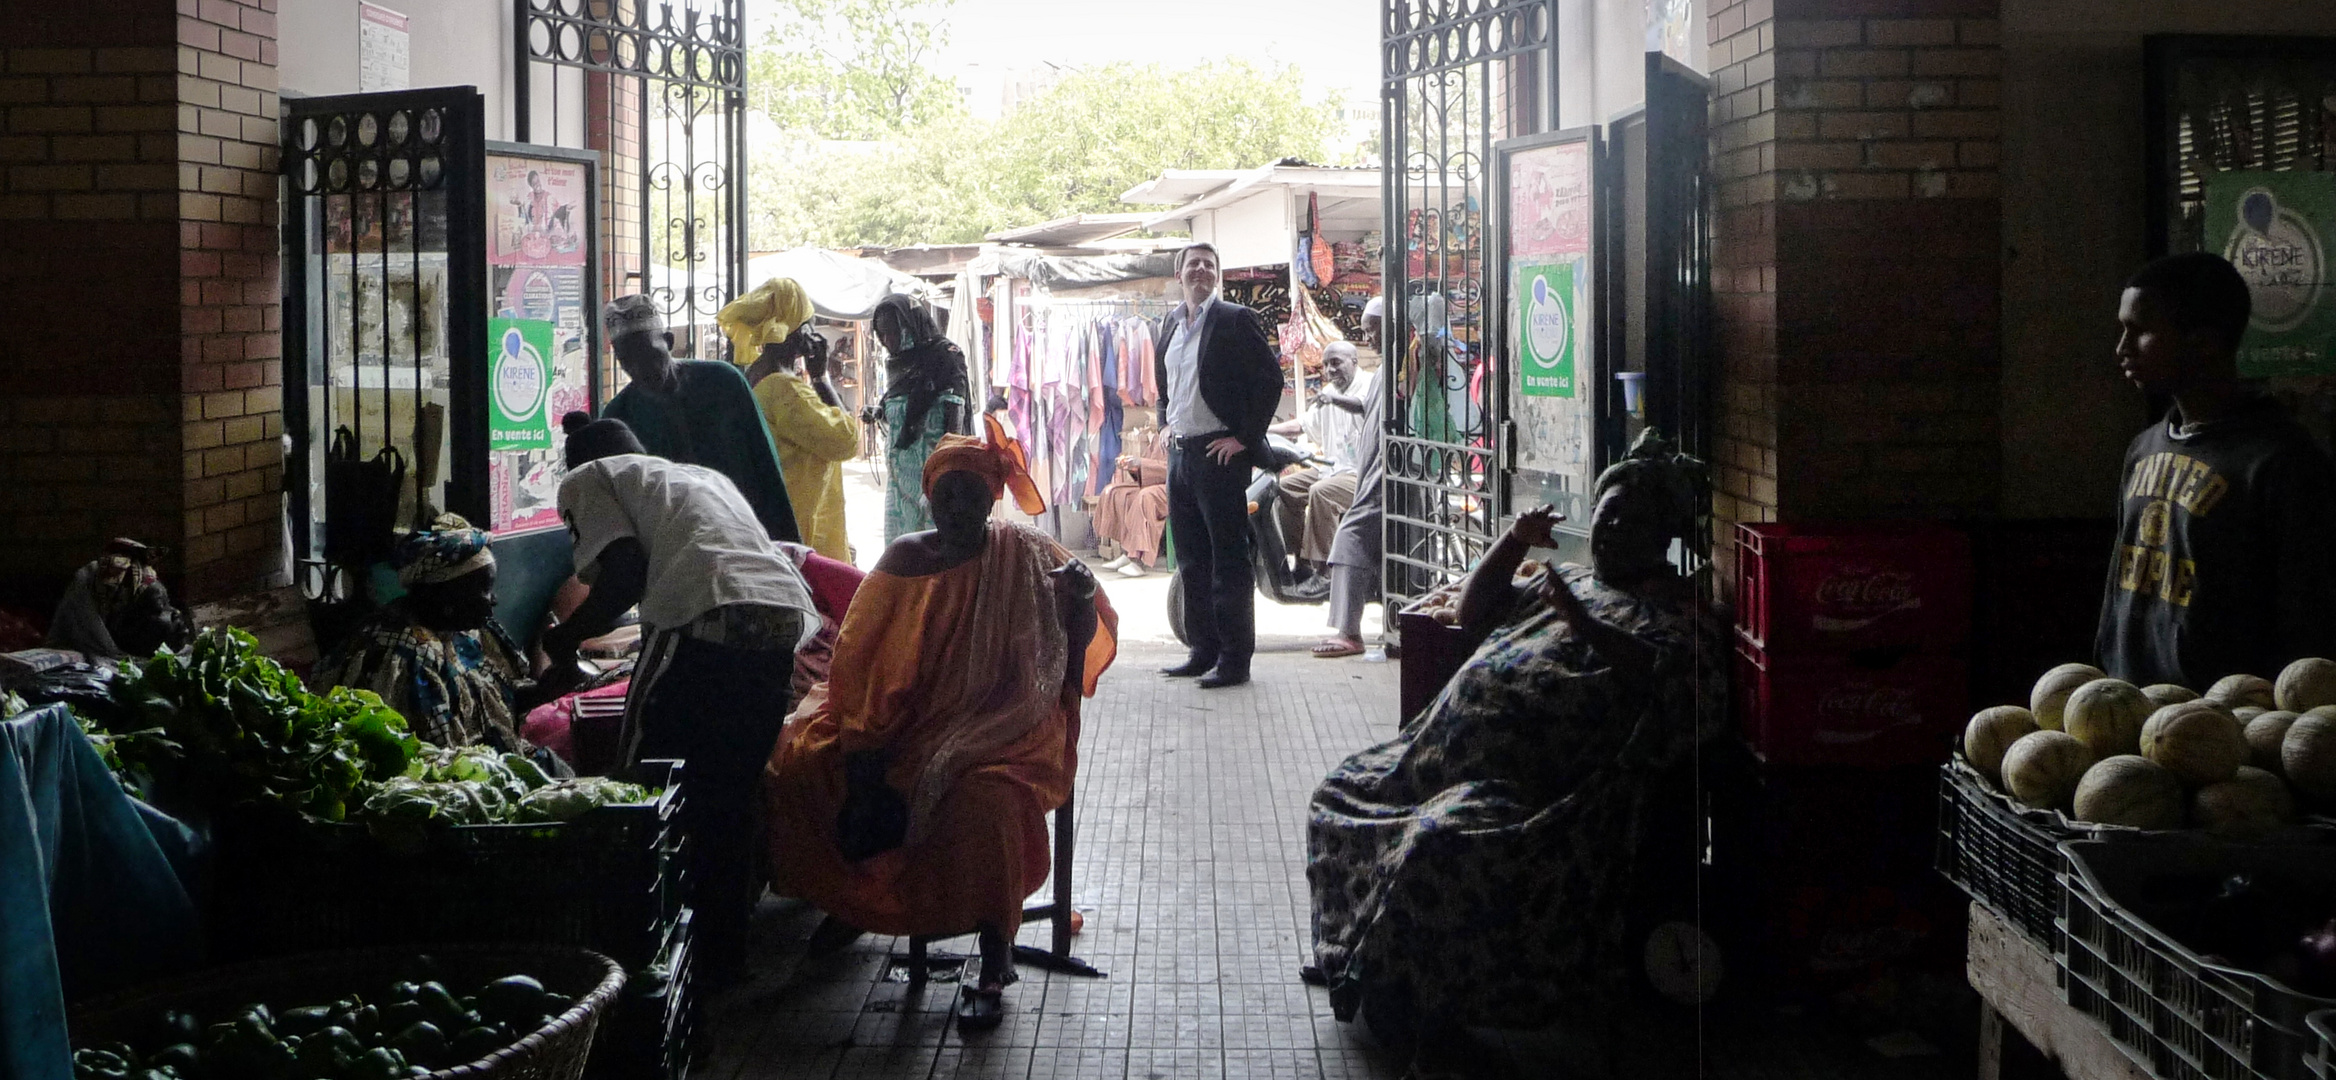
1304, 430, 1725, 1075
763, 416, 1116, 1033
315, 515, 538, 753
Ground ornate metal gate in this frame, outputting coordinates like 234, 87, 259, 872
1380, 0, 1559, 605
514, 0, 747, 367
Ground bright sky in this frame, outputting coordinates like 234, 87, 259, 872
750, 0, 1382, 105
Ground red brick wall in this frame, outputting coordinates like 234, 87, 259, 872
1709, 0, 2002, 581
0, 3, 182, 609
588, 70, 642, 393
176, 0, 282, 601
0, 0, 278, 612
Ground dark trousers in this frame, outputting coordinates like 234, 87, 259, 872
634, 633, 794, 978
1167, 437, 1256, 672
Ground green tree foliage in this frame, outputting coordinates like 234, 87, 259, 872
747, 0, 965, 140
748, 57, 1343, 249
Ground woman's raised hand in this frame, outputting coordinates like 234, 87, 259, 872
1510, 504, 1565, 548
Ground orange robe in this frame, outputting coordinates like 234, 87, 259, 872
764, 521, 1117, 937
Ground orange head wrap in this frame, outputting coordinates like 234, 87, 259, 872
922, 414, 1046, 515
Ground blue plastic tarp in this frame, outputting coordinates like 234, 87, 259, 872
1, 705, 202, 1080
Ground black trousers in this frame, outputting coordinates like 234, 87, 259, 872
1167, 437, 1256, 672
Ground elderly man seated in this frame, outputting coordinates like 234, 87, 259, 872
1268, 341, 1374, 587
764, 416, 1116, 1033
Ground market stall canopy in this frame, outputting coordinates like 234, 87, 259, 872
986, 213, 1150, 247
976, 250, 1182, 289
641, 248, 934, 323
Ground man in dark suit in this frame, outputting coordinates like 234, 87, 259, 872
1153, 242, 1285, 688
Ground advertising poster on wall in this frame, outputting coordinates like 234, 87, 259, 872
485, 152, 593, 534
2206, 170, 2336, 378
1502, 135, 1596, 496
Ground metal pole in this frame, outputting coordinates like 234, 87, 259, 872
512, 0, 531, 143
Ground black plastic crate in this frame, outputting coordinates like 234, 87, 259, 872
2058, 834, 2336, 1080
206, 760, 687, 970
588, 908, 695, 1080
1936, 756, 2080, 948
2305, 1012, 2335, 1080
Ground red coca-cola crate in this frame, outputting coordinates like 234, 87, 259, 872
1734, 522, 1973, 654
1735, 636, 1967, 767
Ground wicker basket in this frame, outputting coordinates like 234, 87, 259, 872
69, 945, 627, 1080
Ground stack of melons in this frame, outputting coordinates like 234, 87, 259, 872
1961, 657, 2336, 833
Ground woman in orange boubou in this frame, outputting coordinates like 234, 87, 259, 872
764, 415, 1116, 1031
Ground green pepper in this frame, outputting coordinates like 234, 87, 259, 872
448, 1025, 505, 1063
414, 982, 465, 1027
295, 1030, 350, 1077
156, 1009, 201, 1045
275, 1005, 333, 1037
147, 1043, 200, 1076
336, 1004, 381, 1038
351, 1047, 406, 1080
476, 976, 549, 1026
384, 982, 421, 1005
388, 1022, 447, 1069
73, 1048, 130, 1080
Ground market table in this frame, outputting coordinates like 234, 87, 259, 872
1966, 902, 2150, 1080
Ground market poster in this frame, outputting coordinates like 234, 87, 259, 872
489, 318, 553, 450
1515, 261, 1578, 398
485, 152, 592, 534
2207, 170, 2336, 377
491, 158, 586, 267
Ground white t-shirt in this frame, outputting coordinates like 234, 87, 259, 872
1303, 368, 1377, 474
557, 454, 817, 637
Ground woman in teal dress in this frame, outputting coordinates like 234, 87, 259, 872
867, 295, 970, 541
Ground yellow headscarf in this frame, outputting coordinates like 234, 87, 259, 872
715, 277, 814, 363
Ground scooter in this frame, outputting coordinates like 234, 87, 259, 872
1165, 434, 1333, 646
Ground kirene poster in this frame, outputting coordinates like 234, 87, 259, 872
488, 318, 553, 451
2206, 170, 2336, 377
1516, 262, 1578, 398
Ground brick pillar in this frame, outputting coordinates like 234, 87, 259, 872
1708, 0, 2002, 582
176, 0, 282, 600
589, 70, 642, 393
0, 5, 184, 609
0, 0, 279, 610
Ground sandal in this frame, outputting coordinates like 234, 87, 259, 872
1311, 637, 1365, 659
954, 959, 1013, 1032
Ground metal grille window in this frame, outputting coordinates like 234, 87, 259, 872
516, 0, 747, 372
1381, 0, 1558, 605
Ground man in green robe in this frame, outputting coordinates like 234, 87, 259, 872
598, 295, 800, 543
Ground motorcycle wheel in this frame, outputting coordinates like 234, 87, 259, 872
1166, 574, 1189, 647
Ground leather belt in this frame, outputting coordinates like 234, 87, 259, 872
1169, 430, 1232, 450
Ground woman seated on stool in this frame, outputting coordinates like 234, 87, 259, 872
1304, 430, 1725, 1078
764, 416, 1116, 1032
316, 515, 549, 757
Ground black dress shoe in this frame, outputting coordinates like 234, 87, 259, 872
1197, 668, 1250, 689
1161, 657, 1217, 677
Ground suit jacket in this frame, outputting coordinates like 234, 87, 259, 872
1152, 298, 1284, 470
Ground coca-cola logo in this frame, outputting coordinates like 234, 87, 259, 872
1813, 566, 1919, 610
1816, 683, 1922, 727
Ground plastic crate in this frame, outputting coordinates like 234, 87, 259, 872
1936, 757, 2079, 948
1734, 636, 1966, 766
2306, 1012, 2335, 1080
206, 760, 689, 971
588, 908, 696, 1080
1734, 522, 1973, 653
2058, 834, 2336, 1080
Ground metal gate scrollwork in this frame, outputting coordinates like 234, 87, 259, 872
516, 0, 747, 365
1381, 0, 1559, 606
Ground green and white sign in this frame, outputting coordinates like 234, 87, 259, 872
2207, 170, 2336, 378
488, 317, 554, 450
1516, 261, 1578, 398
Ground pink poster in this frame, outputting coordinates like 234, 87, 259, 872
1508, 141, 1592, 261
490, 158, 586, 268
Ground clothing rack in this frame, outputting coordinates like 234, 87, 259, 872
987, 289, 1175, 548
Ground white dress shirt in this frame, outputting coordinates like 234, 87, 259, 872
1164, 298, 1230, 439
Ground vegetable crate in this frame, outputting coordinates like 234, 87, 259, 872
1733, 636, 1966, 767
1733, 522, 1972, 654
206, 760, 689, 973
1935, 756, 2077, 949
2058, 835, 2336, 1080
587, 909, 695, 1080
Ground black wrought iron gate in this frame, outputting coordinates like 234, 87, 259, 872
514, 0, 747, 368
1380, 0, 1558, 606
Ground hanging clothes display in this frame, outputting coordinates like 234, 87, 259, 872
987, 292, 1171, 545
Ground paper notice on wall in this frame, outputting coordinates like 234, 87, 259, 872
2207, 170, 2336, 378
360, 3, 410, 93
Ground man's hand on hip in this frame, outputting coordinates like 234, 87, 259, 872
1206, 436, 1245, 465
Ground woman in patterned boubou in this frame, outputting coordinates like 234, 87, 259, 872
1304, 430, 1726, 1079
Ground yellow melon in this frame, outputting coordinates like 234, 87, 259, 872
2206, 674, 2277, 712
2191, 766, 2295, 833
2142, 684, 2200, 710
2072, 755, 2184, 829
2276, 658, 2336, 713
1964, 706, 2039, 785
2139, 701, 2247, 786
2283, 714, 2336, 803
2064, 678, 2153, 760
2001, 730, 2094, 811
2031, 663, 2106, 731
2245, 712, 2301, 775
